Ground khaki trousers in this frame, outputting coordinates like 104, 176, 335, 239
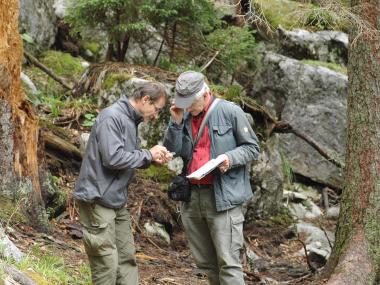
78, 201, 138, 285
181, 186, 245, 285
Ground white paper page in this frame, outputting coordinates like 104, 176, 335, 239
186, 156, 225, 180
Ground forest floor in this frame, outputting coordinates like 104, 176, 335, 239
7, 173, 333, 285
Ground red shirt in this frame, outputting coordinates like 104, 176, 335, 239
187, 99, 214, 185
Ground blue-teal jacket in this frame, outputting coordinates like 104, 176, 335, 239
163, 99, 260, 212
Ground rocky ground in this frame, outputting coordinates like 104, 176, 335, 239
6, 172, 335, 285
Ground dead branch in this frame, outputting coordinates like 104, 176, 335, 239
200, 50, 220, 72
319, 225, 334, 250
42, 131, 82, 161
241, 97, 344, 169
23, 51, 73, 90
297, 234, 317, 273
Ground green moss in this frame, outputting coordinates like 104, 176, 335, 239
102, 73, 132, 90
301, 60, 347, 74
82, 41, 101, 54
40, 50, 85, 79
138, 165, 176, 184
253, 0, 312, 30
268, 206, 295, 227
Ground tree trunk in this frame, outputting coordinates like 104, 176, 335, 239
323, 1, 380, 283
0, 0, 48, 230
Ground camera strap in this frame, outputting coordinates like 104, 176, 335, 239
185, 97, 220, 172
192, 98, 220, 147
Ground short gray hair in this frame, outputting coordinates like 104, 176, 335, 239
131, 82, 167, 102
193, 83, 210, 101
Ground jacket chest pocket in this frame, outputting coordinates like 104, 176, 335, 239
212, 125, 236, 154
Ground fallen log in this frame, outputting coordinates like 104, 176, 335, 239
42, 131, 82, 162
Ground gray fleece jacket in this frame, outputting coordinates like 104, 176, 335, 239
74, 95, 152, 208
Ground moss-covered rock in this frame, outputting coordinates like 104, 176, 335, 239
301, 59, 347, 74
39, 50, 85, 80
102, 73, 132, 90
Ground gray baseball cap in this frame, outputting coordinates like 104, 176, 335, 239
175, 71, 205, 108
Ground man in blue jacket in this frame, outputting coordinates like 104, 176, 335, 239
164, 71, 260, 285
74, 82, 172, 285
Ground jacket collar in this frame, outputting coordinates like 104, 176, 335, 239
117, 95, 144, 125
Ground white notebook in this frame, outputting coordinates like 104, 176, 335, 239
186, 156, 225, 180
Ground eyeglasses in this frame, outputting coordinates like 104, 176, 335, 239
151, 101, 163, 114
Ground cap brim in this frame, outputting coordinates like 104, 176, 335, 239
174, 93, 196, 109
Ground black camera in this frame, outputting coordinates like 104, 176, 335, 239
168, 175, 191, 202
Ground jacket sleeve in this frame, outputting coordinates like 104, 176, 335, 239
225, 107, 260, 168
96, 117, 152, 170
163, 120, 184, 154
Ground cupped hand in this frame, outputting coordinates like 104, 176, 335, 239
150, 145, 174, 165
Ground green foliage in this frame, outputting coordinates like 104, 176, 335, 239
280, 153, 294, 184
65, 0, 219, 61
139, 165, 176, 184
27, 91, 64, 118
9, 245, 92, 285
252, 0, 310, 30
301, 60, 347, 74
225, 84, 244, 102
302, 7, 340, 30
21, 33, 34, 44
82, 113, 96, 127
205, 26, 257, 76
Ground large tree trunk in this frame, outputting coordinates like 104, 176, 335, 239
323, 1, 380, 284
0, 0, 48, 230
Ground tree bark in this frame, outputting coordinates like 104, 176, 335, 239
0, 0, 48, 230
323, 1, 380, 283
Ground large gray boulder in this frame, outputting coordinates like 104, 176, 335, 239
278, 28, 348, 65
19, 0, 57, 50
247, 135, 284, 219
251, 52, 347, 188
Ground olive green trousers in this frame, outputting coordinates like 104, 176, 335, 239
181, 186, 246, 285
78, 201, 138, 285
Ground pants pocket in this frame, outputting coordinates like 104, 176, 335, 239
230, 214, 244, 252
83, 222, 114, 256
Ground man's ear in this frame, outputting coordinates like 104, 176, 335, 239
142, 95, 150, 104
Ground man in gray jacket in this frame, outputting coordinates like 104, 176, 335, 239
74, 82, 172, 285
164, 71, 260, 285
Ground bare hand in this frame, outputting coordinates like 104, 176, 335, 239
170, 103, 184, 125
217, 154, 230, 173
150, 146, 174, 165
150, 145, 169, 164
